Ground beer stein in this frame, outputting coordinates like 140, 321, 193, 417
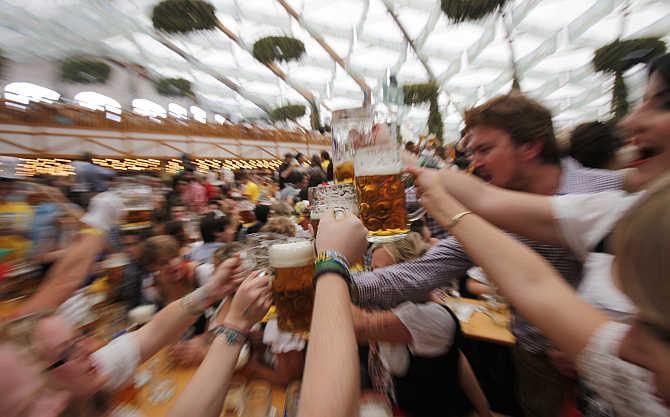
332, 108, 369, 183
350, 108, 409, 242
308, 182, 358, 235
268, 239, 315, 333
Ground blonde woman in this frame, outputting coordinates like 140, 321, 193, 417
353, 233, 492, 417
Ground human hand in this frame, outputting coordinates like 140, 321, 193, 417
81, 191, 125, 232
225, 271, 272, 331
203, 256, 244, 303
405, 166, 455, 220
168, 338, 208, 367
315, 212, 367, 265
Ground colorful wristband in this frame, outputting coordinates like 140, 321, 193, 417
314, 251, 352, 290
211, 324, 248, 345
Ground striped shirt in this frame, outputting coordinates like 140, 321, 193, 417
352, 158, 624, 353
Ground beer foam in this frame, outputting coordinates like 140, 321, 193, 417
269, 240, 314, 268
354, 147, 402, 176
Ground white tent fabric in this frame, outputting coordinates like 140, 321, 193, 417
0, 0, 668, 141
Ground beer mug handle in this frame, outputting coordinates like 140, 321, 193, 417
407, 206, 426, 222
400, 150, 429, 222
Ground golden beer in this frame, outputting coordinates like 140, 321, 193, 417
269, 240, 315, 333
355, 173, 409, 241
334, 160, 355, 183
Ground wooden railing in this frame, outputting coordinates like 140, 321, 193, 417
0, 99, 330, 145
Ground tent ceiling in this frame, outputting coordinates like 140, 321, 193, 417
0, 0, 669, 140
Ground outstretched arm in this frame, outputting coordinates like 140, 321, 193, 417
411, 167, 563, 246
417, 181, 608, 360
298, 213, 368, 417
167, 272, 271, 417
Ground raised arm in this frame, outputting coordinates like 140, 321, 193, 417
17, 191, 122, 316
167, 272, 271, 417
134, 257, 244, 362
411, 167, 565, 247
417, 181, 608, 360
298, 213, 368, 417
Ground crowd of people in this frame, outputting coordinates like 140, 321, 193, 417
0, 53, 669, 417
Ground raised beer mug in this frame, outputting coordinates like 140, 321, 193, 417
268, 239, 315, 334
350, 107, 410, 242
308, 182, 358, 235
331, 108, 370, 183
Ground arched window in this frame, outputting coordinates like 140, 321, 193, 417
168, 103, 188, 119
75, 91, 122, 114
190, 105, 206, 123
4, 82, 60, 105
132, 99, 166, 118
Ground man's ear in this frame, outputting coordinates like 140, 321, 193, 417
518, 140, 543, 161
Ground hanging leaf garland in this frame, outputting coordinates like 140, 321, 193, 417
592, 37, 666, 120
271, 104, 306, 122
154, 77, 194, 97
440, 0, 510, 23
60, 58, 111, 84
152, 0, 216, 33
252, 36, 305, 64
593, 37, 666, 74
403, 82, 443, 140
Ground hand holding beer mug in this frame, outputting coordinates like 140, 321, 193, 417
315, 211, 368, 267
353, 111, 410, 242
268, 239, 315, 334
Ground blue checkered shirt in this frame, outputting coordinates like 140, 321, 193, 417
352, 158, 624, 354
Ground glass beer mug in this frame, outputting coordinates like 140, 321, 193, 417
268, 239, 315, 333
308, 183, 358, 235
332, 108, 368, 183
350, 107, 410, 243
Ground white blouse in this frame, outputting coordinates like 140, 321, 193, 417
577, 321, 669, 417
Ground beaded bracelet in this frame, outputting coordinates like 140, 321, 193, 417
211, 324, 248, 345
313, 251, 352, 290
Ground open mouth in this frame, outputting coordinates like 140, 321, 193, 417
627, 145, 663, 168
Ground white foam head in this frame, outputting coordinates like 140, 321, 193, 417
269, 240, 314, 268
354, 147, 402, 176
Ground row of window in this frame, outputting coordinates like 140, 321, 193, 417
3, 82, 222, 123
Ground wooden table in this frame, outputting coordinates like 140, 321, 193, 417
439, 296, 516, 346
133, 351, 287, 417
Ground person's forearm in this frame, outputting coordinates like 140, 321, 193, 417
439, 169, 562, 245
433, 194, 607, 358
18, 234, 106, 316
298, 274, 359, 417
136, 287, 221, 362
458, 352, 492, 417
167, 335, 242, 417
351, 240, 469, 309
353, 307, 412, 344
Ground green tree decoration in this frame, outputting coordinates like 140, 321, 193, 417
252, 36, 306, 64
441, 0, 510, 23
593, 37, 666, 120
152, 0, 216, 34
154, 77, 194, 97
403, 82, 443, 141
60, 58, 111, 84
271, 104, 306, 122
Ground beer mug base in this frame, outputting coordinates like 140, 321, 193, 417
366, 230, 409, 243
